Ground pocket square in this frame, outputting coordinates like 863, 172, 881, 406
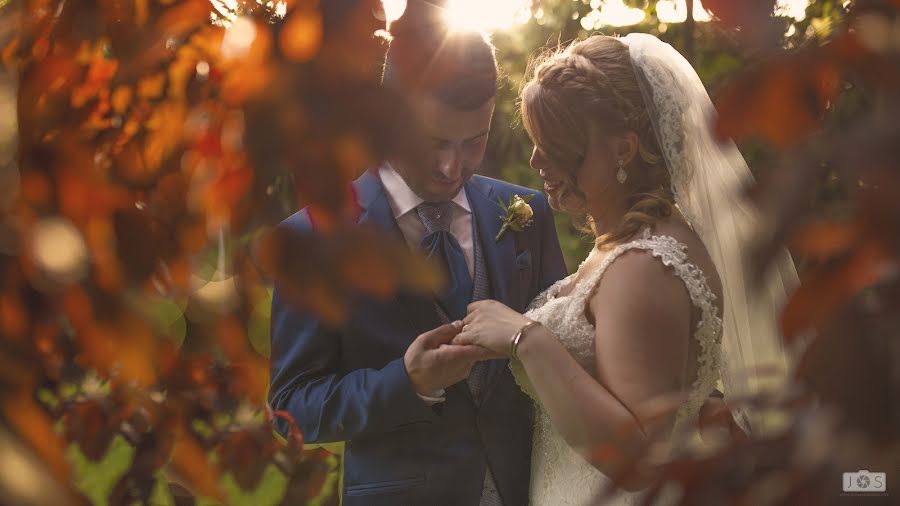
515, 250, 532, 270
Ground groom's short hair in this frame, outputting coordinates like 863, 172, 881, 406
382, 15, 498, 111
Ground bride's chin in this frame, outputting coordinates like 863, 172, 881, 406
545, 193, 562, 212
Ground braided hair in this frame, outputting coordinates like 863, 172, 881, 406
520, 35, 674, 248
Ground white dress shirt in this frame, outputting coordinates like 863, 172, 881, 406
379, 164, 475, 404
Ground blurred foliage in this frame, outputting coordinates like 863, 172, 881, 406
0, 0, 897, 505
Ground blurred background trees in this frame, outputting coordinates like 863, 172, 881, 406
0, 0, 896, 504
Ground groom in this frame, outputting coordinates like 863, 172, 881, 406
268, 19, 568, 506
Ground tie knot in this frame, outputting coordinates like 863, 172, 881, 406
417, 202, 454, 233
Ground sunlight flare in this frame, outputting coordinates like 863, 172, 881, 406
776, 0, 812, 22
381, 0, 408, 25
581, 0, 646, 29
656, 0, 712, 24
656, 0, 811, 24
444, 0, 532, 33
30, 218, 88, 283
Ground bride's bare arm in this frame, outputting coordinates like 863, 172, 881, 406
515, 250, 694, 477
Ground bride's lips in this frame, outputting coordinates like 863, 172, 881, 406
543, 180, 563, 193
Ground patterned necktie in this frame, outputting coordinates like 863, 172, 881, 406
417, 202, 473, 321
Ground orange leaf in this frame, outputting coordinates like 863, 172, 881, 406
156, 0, 213, 42
3, 393, 70, 484
791, 220, 857, 258
280, 7, 323, 62
112, 86, 132, 114
19, 172, 52, 207
2, 37, 21, 69
220, 63, 272, 105
137, 72, 166, 100
781, 241, 893, 340
169, 430, 224, 501
136, 0, 149, 27
0, 293, 28, 340
715, 55, 842, 149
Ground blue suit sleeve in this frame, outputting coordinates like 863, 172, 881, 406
267, 221, 437, 443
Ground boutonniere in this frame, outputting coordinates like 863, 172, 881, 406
496, 194, 534, 242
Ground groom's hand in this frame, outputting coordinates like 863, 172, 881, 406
404, 322, 488, 396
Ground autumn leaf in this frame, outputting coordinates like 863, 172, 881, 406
781, 239, 893, 340
280, 7, 324, 62
3, 392, 70, 484
715, 53, 842, 149
64, 398, 118, 461
217, 428, 275, 490
790, 220, 857, 259
169, 429, 224, 501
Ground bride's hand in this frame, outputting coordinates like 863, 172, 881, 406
451, 300, 533, 358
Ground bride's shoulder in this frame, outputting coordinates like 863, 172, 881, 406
645, 219, 697, 247
646, 220, 723, 304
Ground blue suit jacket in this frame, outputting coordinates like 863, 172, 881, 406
269, 170, 567, 505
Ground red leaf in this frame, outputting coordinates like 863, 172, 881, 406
3, 393, 71, 484
715, 54, 842, 149
217, 428, 275, 490
781, 240, 893, 340
169, 430, 224, 501
271, 410, 304, 450
790, 220, 858, 259
701, 0, 777, 27
64, 399, 117, 461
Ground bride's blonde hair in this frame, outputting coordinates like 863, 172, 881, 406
520, 35, 674, 248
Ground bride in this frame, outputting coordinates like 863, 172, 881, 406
452, 33, 799, 504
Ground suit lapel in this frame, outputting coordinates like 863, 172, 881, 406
355, 170, 399, 233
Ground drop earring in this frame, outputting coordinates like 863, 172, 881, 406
616, 159, 628, 184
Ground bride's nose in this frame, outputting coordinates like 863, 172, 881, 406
529, 147, 546, 172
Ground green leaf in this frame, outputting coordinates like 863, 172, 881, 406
522, 194, 535, 203
68, 435, 134, 506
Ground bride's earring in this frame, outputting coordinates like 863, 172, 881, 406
616, 159, 628, 184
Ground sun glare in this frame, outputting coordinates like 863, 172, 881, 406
394, 0, 812, 33
444, 0, 532, 33
581, 0, 646, 29
381, 0, 408, 25
655, 0, 810, 24
776, 0, 812, 22
656, 0, 712, 24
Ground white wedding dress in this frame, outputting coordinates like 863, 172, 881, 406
511, 229, 724, 505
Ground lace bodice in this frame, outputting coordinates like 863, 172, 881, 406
512, 230, 723, 505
